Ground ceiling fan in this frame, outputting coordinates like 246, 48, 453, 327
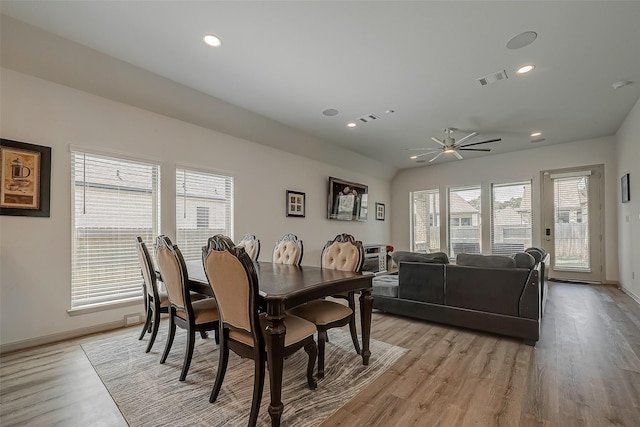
409, 128, 501, 162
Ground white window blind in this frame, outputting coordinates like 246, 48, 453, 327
176, 168, 234, 261
448, 186, 481, 257
71, 151, 160, 308
410, 189, 440, 252
491, 181, 532, 255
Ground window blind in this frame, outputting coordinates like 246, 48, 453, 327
448, 186, 481, 257
490, 181, 532, 255
410, 189, 440, 252
176, 168, 234, 261
71, 151, 160, 308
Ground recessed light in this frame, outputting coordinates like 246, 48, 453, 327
322, 109, 339, 117
203, 34, 222, 47
347, 122, 357, 128
612, 80, 633, 89
410, 155, 418, 159
530, 132, 542, 137
517, 64, 535, 74
506, 31, 538, 50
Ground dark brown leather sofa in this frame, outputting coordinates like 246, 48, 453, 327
373, 251, 545, 345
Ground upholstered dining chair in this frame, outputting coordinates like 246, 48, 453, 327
155, 235, 220, 381
289, 233, 364, 378
203, 234, 317, 427
237, 234, 260, 262
272, 233, 303, 266
135, 236, 169, 353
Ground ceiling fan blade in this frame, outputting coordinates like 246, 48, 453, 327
454, 131, 479, 146
429, 152, 444, 162
459, 148, 491, 152
410, 150, 441, 159
431, 137, 445, 146
453, 151, 464, 160
459, 138, 501, 148
406, 147, 440, 151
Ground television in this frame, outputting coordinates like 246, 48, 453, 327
328, 176, 368, 221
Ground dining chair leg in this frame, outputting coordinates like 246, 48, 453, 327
145, 307, 161, 353
248, 349, 266, 427
317, 330, 327, 379
210, 329, 229, 403
180, 328, 196, 381
214, 327, 220, 345
347, 293, 361, 355
200, 331, 208, 339
139, 297, 152, 340
160, 314, 176, 364
304, 342, 318, 390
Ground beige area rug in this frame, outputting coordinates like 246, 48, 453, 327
82, 327, 407, 427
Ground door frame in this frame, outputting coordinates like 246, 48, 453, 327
540, 164, 604, 283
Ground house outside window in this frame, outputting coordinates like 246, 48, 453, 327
410, 189, 440, 252
196, 206, 209, 229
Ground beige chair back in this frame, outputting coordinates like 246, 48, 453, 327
237, 234, 260, 261
135, 236, 157, 299
321, 233, 364, 272
272, 233, 303, 266
155, 235, 187, 311
203, 235, 260, 337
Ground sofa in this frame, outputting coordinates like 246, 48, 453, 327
373, 249, 547, 345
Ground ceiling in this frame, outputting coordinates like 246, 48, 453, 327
2, 1, 640, 171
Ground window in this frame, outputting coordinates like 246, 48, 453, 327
176, 168, 234, 261
448, 186, 481, 257
491, 181, 532, 255
71, 151, 160, 308
410, 189, 440, 252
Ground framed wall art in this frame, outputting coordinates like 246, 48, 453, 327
375, 202, 385, 221
1, 138, 51, 217
621, 173, 630, 203
286, 190, 305, 217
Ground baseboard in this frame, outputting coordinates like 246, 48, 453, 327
620, 285, 640, 306
0, 318, 134, 355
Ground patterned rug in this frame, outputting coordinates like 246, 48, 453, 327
82, 327, 406, 427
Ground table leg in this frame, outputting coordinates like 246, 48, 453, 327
359, 288, 372, 365
265, 302, 286, 427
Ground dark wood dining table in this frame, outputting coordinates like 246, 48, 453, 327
185, 260, 374, 427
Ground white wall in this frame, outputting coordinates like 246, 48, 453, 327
391, 136, 620, 283
616, 97, 640, 302
0, 69, 391, 348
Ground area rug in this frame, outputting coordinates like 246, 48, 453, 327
82, 328, 407, 427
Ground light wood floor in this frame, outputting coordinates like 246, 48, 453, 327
2, 282, 639, 426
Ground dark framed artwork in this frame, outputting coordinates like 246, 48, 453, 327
0, 138, 51, 217
286, 190, 305, 217
375, 202, 385, 221
621, 173, 630, 203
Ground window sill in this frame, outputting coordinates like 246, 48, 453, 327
67, 297, 144, 316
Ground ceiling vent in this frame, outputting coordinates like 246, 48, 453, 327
477, 70, 508, 86
358, 114, 378, 123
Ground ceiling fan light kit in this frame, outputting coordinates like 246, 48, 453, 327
410, 127, 501, 163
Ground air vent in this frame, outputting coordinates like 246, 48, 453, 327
477, 70, 508, 86
358, 114, 378, 123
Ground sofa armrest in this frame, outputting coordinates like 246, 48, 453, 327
519, 267, 540, 320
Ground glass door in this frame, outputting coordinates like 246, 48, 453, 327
541, 165, 603, 283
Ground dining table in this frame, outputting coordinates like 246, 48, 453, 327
184, 260, 374, 427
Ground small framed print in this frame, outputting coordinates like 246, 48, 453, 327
1, 138, 51, 217
286, 190, 305, 217
621, 173, 630, 203
375, 202, 385, 221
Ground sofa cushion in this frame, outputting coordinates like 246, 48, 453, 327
392, 251, 449, 265
372, 274, 399, 298
512, 252, 536, 269
398, 262, 445, 304
456, 253, 516, 269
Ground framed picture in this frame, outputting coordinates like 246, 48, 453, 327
375, 202, 385, 221
286, 190, 305, 217
621, 173, 630, 203
1, 139, 51, 217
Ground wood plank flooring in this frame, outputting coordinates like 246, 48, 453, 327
1, 282, 639, 426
